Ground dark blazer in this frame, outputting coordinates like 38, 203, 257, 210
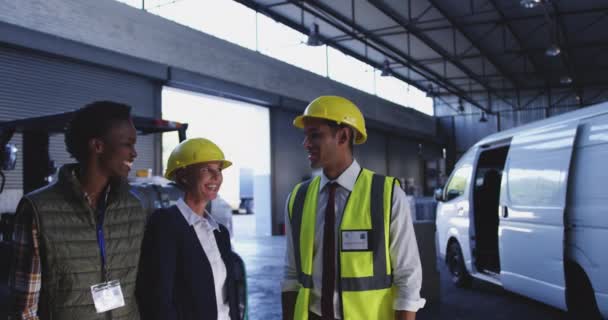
136, 205, 239, 320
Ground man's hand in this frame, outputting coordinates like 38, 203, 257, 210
282, 291, 298, 320
395, 310, 416, 320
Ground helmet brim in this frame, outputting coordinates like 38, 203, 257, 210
164, 159, 232, 181
221, 160, 233, 169
293, 115, 306, 129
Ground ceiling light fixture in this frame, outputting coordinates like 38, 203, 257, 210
545, 43, 561, 57
380, 59, 392, 77
306, 23, 323, 46
458, 98, 465, 113
560, 76, 573, 85
479, 112, 488, 123
520, 0, 542, 9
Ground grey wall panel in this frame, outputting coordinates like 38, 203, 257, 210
0, 45, 159, 193
453, 114, 498, 153
498, 111, 517, 131
497, 109, 546, 131
549, 107, 578, 117
435, 94, 585, 157
0, 47, 156, 117
355, 129, 387, 175
387, 138, 422, 186
270, 108, 311, 233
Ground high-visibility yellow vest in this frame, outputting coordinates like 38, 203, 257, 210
288, 168, 396, 320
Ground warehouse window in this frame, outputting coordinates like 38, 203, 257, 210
256, 13, 327, 77
113, 0, 433, 115
327, 47, 375, 95
115, 0, 141, 9
146, 0, 257, 51
375, 70, 410, 107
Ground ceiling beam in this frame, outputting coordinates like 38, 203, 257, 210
414, 6, 608, 30
293, 0, 494, 113
413, 40, 608, 62
428, 64, 608, 81
486, 0, 546, 83
368, 0, 516, 109
435, 83, 608, 96
425, 0, 523, 89
326, 7, 608, 36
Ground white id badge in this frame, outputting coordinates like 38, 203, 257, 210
341, 230, 370, 251
90, 280, 125, 313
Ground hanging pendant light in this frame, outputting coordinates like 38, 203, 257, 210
380, 59, 392, 77
545, 44, 561, 57
479, 112, 488, 123
520, 0, 542, 9
306, 24, 323, 46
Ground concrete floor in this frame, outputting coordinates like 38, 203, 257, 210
0, 215, 569, 320
232, 215, 568, 320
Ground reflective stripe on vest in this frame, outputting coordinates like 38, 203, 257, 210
289, 179, 315, 288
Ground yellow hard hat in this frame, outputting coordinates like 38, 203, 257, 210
293, 96, 367, 144
164, 138, 232, 180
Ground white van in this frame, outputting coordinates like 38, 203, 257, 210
435, 101, 608, 318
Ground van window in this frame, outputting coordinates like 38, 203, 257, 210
444, 166, 472, 200
507, 167, 562, 207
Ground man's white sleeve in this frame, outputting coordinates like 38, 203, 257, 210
390, 184, 426, 311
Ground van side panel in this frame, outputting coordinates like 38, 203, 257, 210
568, 114, 608, 317
499, 122, 579, 311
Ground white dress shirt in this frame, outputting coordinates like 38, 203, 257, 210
282, 160, 426, 318
176, 198, 231, 320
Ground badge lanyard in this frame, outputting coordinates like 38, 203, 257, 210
90, 189, 126, 314
95, 192, 110, 280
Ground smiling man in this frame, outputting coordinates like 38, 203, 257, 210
282, 96, 425, 320
8, 101, 145, 320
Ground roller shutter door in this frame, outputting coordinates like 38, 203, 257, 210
0, 44, 160, 197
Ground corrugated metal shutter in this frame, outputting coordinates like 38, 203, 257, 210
0, 45, 159, 192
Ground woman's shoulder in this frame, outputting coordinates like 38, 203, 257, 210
147, 205, 183, 229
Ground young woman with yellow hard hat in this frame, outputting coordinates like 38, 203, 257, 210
136, 138, 240, 320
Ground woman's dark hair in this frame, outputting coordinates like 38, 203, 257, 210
65, 101, 132, 162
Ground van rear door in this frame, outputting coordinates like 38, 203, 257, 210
499, 121, 579, 310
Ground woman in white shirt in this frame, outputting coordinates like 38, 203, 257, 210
136, 138, 239, 320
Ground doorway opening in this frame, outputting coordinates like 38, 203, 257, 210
472, 145, 509, 274
161, 87, 271, 238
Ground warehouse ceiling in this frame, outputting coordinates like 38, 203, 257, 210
235, 0, 608, 113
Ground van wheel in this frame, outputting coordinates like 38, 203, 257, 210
566, 261, 602, 319
447, 241, 471, 288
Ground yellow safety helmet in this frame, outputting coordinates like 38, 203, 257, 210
293, 95, 367, 144
164, 138, 232, 180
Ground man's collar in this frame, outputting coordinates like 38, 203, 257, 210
319, 160, 360, 192
61, 163, 128, 198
